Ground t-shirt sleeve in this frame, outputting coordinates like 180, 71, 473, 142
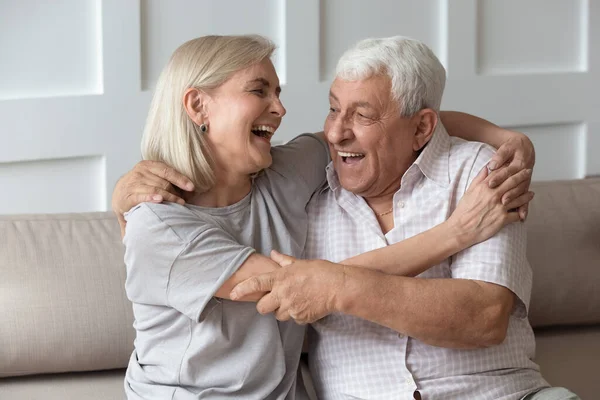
123, 203, 255, 322
450, 145, 533, 318
267, 133, 330, 206
168, 225, 255, 321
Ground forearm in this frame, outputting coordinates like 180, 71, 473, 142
335, 267, 510, 348
342, 221, 468, 276
441, 111, 510, 149
215, 253, 281, 301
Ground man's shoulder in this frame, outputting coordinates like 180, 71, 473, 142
449, 136, 496, 163
448, 137, 496, 182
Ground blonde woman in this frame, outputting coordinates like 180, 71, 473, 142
119, 35, 535, 399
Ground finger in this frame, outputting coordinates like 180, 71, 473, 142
504, 211, 521, 225
256, 293, 280, 315
496, 168, 532, 194
270, 250, 296, 267
230, 273, 275, 300
487, 164, 510, 188
127, 187, 185, 207
274, 308, 292, 321
488, 145, 513, 171
139, 175, 187, 204
504, 191, 535, 211
144, 161, 195, 192
467, 165, 489, 191
501, 180, 530, 205
518, 203, 529, 221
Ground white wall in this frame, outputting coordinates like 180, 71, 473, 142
0, 0, 598, 214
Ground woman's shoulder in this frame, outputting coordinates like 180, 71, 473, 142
124, 202, 211, 245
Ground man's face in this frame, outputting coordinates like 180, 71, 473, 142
324, 75, 421, 199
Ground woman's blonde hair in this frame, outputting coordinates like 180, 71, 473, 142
141, 35, 276, 192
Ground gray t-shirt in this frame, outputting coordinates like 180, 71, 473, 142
123, 134, 329, 400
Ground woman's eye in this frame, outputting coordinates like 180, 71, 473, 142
329, 107, 337, 113
251, 89, 265, 96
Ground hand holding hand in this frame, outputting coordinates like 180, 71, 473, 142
487, 132, 535, 220
230, 251, 345, 324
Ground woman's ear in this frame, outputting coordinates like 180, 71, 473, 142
413, 108, 438, 151
183, 88, 209, 125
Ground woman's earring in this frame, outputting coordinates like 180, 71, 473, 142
200, 123, 208, 133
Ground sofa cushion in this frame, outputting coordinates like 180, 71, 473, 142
0, 369, 126, 400
527, 178, 600, 328
0, 212, 134, 378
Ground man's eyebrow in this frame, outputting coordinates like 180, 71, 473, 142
329, 91, 373, 109
247, 78, 281, 94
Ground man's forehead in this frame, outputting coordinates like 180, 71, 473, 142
329, 76, 391, 107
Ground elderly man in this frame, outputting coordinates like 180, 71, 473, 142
228, 37, 579, 400
111, 37, 574, 399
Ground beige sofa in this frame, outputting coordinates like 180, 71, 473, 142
1, 178, 599, 399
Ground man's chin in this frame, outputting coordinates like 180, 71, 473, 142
337, 175, 369, 195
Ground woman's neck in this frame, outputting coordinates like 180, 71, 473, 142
184, 172, 253, 208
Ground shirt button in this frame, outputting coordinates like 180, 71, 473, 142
405, 377, 413, 385
398, 201, 405, 208
398, 333, 404, 339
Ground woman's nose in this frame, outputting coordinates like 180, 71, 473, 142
271, 97, 286, 118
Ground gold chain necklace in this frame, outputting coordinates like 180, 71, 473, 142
376, 207, 394, 217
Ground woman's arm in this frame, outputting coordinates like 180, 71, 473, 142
441, 111, 512, 149
214, 253, 281, 301
342, 166, 533, 276
440, 111, 535, 220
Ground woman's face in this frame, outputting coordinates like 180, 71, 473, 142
204, 58, 286, 178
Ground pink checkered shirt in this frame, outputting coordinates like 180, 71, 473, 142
304, 124, 549, 400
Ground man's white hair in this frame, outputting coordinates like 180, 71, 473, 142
335, 36, 446, 117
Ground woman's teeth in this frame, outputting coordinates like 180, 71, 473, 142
251, 125, 275, 139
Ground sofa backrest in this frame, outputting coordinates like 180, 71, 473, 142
1, 179, 599, 378
526, 178, 600, 328
0, 212, 134, 377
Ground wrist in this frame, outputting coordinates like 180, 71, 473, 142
442, 219, 473, 253
333, 265, 353, 314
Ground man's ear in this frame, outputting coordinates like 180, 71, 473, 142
413, 108, 438, 151
183, 87, 209, 126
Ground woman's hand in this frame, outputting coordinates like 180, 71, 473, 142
447, 166, 534, 248
487, 132, 535, 220
111, 161, 195, 235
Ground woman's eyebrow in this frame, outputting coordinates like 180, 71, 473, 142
246, 78, 281, 94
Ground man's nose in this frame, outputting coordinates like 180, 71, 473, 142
325, 116, 351, 144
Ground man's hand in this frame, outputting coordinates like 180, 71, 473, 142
487, 132, 535, 220
111, 160, 195, 235
230, 251, 345, 324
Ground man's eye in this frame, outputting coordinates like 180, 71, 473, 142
357, 113, 371, 120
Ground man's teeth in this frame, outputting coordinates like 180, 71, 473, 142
338, 151, 364, 157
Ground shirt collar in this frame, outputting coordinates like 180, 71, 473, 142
413, 122, 451, 187
325, 121, 452, 192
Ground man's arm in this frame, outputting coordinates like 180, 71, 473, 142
112, 161, 195, 237
335, 268, 515, 348
231, 254, 515, 348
